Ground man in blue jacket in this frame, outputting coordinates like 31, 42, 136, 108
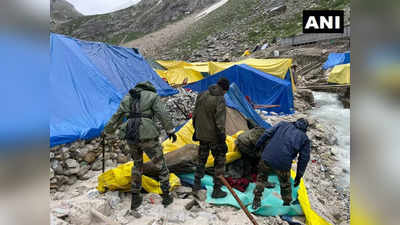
252, 118, 311, 209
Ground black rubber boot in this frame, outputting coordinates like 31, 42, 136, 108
161, 192, 173, 208
252, 197, 261, 209
211, 186, 227, 198
131, 193, 143, 210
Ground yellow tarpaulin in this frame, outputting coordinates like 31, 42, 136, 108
161, 120, 243, 167
291, 169, 331, 225
156, 68, 204, 85
155, 59, 295, 88
242, 50, 251, 56
328, 63, 350, 84
97, 164, 181, 194
97, 120, 242, 194
208, 58, 293, 79
156, 60, 192, 69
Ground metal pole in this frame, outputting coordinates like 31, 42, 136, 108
102, 135, 105, 173
218, 175, 259, 225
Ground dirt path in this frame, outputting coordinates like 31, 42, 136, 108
122, 0, 229, 57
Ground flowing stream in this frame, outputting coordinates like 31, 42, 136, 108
310, 92, 350, 187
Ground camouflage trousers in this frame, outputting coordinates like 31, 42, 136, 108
194, 141, 227, 187
128, 138, 170, 194
253, 160, 292, 204
235, 141, 260, 177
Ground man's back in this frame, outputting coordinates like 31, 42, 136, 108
261, 121, 310, 172
193, 84, 226, 143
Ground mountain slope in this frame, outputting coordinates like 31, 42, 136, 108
50, 0, 83, 22
51, 0, 219, 45
156, 0, 350, 61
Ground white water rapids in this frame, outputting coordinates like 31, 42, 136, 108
310, 92, 350, 187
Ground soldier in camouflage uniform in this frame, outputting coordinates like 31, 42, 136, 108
103, 81, 177, 210
192, 77, 230, 199
235, 126, 266, 178
252, 118, 310, 209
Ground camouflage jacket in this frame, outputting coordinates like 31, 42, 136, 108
193, 84, 226, 143
237, 127, 266, 150
104, 82, 174, 140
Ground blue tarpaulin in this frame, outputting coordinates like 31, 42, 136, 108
225, 83, 271, 129
323, 52, 351, 69
50, 33, 177, 147
185, 64, 294, 114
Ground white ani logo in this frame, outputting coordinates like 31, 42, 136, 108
305, 16, 341, 29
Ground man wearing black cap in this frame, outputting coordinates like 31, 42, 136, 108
192, 77, 230, 198
252, 118, 311, 209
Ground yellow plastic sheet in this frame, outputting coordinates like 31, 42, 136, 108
97, 164, 181, 194
290, 170, 331, 225
209, 58, 293, 79
328, 63, 350, 84
156, 60, 192, 69
97, 120, 242, 194
156, 68, 204, 85
161, 120, 244, 167
242, 50, 251, 56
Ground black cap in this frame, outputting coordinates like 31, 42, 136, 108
217, 77, 230, 91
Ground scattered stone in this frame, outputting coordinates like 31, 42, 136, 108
91, 160, 103, 171
117, 154, 129, 163
52, 208, 69, 219
84, 152, 97, 163
88, 189, 100, 199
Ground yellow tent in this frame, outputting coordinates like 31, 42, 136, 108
155, 59, 295, 90
208, 58, 292, 79
157, 60, 192, 69
156, 68, 204, 85
328, 63, 351, 84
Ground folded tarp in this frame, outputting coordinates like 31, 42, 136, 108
328, 63, 351, 84
225, 83, 272, 129
323, 52, 351, 69
185, 65, 295, 114
50, 33, 177, 147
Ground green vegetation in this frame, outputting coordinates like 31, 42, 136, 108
165, 0, 350, 58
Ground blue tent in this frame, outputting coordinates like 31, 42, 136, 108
323, 52, 351, 69
50, 33, 177, 147
185, 65, 294, 114
225, 83, 271, 129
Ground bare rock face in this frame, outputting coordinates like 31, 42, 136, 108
53, 0, 219, 44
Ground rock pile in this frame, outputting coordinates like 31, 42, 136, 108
161, 87, 198, 126
50, 88, 198, 192
50, 137, 129, 192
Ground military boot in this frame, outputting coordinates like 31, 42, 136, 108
211, 185, 227, 198
131, 193, 143, 210
161, 192, 173, 208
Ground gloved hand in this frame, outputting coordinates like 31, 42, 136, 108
168, 132, 177, 143
294, 176, 301, 187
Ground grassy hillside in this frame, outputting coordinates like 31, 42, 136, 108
159, 0, 350, 59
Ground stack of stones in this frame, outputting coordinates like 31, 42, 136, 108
50, 137, 129, 192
